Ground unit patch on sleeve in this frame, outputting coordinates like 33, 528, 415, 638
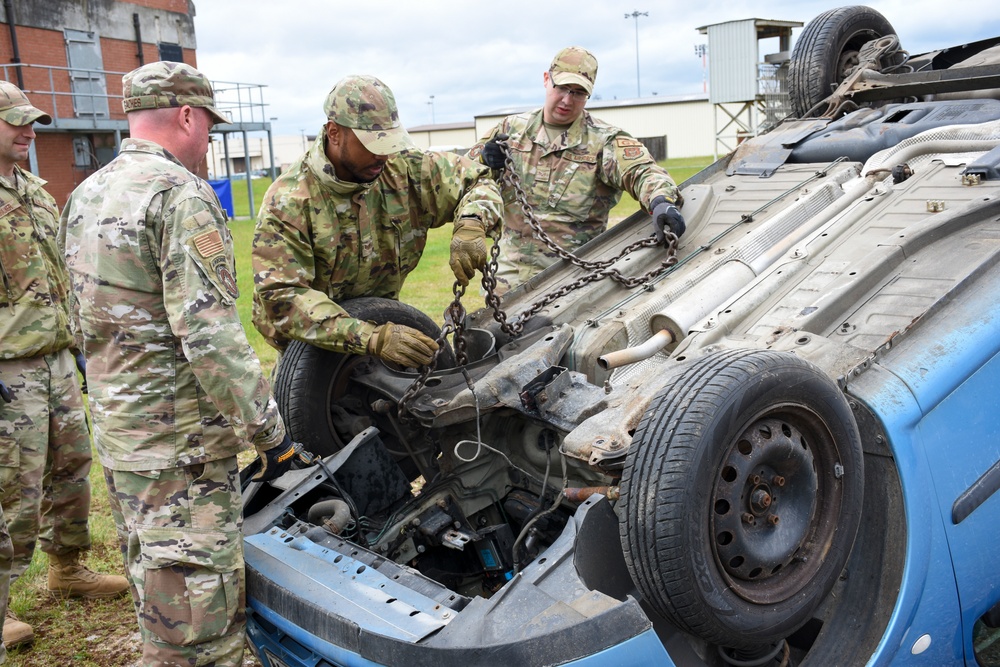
211, 255, 239, 298
189, 228, 239, 300
615, 137, 647, 161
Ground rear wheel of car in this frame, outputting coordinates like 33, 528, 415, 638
619, 349, 864, 648
274, 297, 455, 466
787, 5, 900, 117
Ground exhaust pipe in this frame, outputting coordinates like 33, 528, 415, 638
597, 329, 674, 371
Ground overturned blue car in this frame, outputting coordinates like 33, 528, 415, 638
241, 6, 1000, 666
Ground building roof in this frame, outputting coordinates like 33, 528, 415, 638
407, 120, 475, 132
696, 17, 803, 33
476, 92, 710, 119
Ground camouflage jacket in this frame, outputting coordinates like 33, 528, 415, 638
252, 134, 502, 353
470, 108, 679, 284
60, 139, 285, 471
0, 167, 74, 360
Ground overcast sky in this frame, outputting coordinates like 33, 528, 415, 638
193, 1, 1000, 139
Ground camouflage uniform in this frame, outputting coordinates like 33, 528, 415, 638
253, 135, 502, 353
470, 46, 680, 293
471, 109, 679, 292
60, 61, 282, 667
0, 165, 95, 582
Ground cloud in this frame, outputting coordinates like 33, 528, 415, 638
193, 0, 1000, 137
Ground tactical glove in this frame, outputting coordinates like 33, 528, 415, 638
449, 220, 488, 286
0, 380, 11, 404
650, 195, 686, 242
74, 351, 88, 394
368, 322, 439, 368
252, 434, 302, 482
482, 133, 509, 170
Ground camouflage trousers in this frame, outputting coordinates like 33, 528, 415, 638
0, 349, 93, 580
104, 457, 245, 667
0, 468, 15, 665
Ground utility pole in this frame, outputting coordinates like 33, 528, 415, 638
428, 95, 435, 125
625, 10, 648, 97
694, 44, 707, 93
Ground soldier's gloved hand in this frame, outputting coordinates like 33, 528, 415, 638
74, 351, 88, 394
252, 434, 302, 483
449, 220, 488, 286
367, 322, 439, 367
0, 380, 11, 404
482, 133, 509, 170
651, 195, 686, 243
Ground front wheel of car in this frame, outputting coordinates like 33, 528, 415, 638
273, 297, 455, 470
619, 349, 864, 648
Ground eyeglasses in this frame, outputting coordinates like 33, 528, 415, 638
552, 84, 589, 101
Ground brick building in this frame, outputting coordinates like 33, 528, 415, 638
1, 0, 272, 207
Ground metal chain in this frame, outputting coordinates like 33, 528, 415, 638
483, 137, 679, 337
397, 136, 680, 418
397, 281, 467, 422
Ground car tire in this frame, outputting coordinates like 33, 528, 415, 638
619, 349, 864, 648
787, 5, 900, 117
274, 297, 455, 460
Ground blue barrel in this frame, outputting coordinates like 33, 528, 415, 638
207, 179, 235, 217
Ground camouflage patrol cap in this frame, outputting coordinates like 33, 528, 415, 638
121, 61, 229, 125
323, 75, 414, 155
550, 46, 598, 95
0, 81, 52, 126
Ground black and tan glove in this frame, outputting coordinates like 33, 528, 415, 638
253, 434, 302, 482
481, 133, 509, 169
449, 218, 488, 286
650, 195, 686, 242
368, 322, 439, 367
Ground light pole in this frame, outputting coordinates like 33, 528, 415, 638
694, 44, 707, 93
428, 95, 435, 125
300, 129, 306, 152
625, 10, 648, 97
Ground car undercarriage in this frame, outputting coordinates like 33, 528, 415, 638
243, 7, 1000, 666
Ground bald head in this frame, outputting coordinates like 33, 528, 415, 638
127, 105, 214, 173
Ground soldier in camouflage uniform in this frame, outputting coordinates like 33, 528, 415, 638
60, 62, 300, 667
470, 46, 686, 294
0, 81, 129, 655
253, 75, 502, 367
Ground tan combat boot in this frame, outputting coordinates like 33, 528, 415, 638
47, 550, 129, 599
3, 610, 33, 648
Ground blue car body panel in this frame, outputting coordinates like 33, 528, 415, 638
849, 258, 1000, 665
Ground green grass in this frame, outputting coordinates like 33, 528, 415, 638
605, 156, 714, 222
228, 176, 275, 220
229, 217, 279, 373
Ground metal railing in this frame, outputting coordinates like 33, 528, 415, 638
1, 62, 270, 130
3, 61, 275, 217
758, 62, 792, 132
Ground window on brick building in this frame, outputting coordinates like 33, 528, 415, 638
158, 43, 183, 62
64, 29, 110, 119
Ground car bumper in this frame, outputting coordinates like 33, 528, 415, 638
243, 495, 676, 667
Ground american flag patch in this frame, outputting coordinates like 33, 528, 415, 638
192, 229, 224, 258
